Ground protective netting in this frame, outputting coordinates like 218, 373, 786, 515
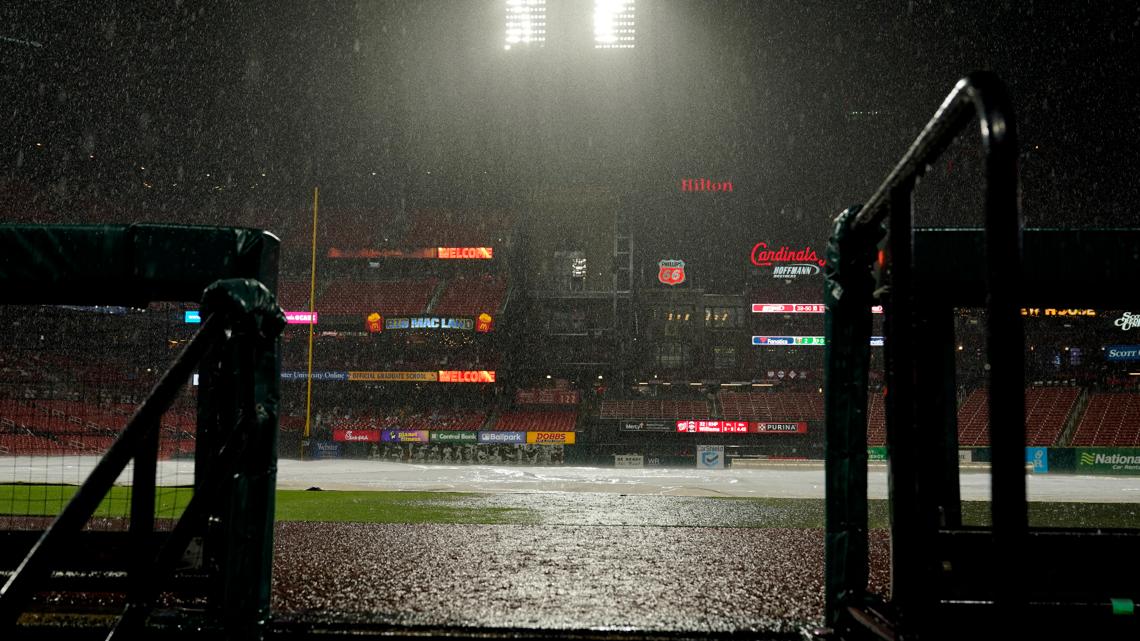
0, 303, 197, 531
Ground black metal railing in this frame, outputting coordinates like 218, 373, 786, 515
823, 71, 1022, 635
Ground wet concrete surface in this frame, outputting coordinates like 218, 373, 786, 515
273, 520, 890, 633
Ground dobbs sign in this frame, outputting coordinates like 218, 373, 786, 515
526, 431, 576, 445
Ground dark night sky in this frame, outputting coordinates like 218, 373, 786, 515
3, 1, 1137, 290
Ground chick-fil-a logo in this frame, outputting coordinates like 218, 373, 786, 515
750, 242, 826, 279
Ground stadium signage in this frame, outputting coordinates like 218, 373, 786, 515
754, 422, 808, 434
697, 445, 724, 469
527, 431, 576, 445
515, 389, 580, 405
333, 429, 381, 442
677, 420, 750, 433
366, 312, 383, 333
1076, 448, 1140, 475
475, 313, 494, 333
614, 454, 644, 467
1021, 308, 1097, 317
478, 431, 527, 444
621, 421, 670, 432
429, 431, 478, 443
284, 311, 318, 324
384, 316, 474, 331
328, 247, 437, 259
348, 371, 438, 382
381, 430, 429, 443
313, 442, 340, 459
1114, 312, 1140, 331
281, 371, 350, 381
675, 420, 809, 434
750, 242, 826, 280
184, 310, 201, 323
752, 336, 884, 346
1106, 345, 1140, 362
658, 259, 686, 286
437, 246, 493, 259
438, 370, 496, 383
752, 303, 883, 314
765, 370, 809, 380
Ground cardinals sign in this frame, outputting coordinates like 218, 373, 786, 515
658, 259, 686, 286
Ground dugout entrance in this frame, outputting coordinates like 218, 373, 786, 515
821, 72, 1140, 639
0, 224, 283, 639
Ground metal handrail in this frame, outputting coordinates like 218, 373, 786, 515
824, 70, 1022, 633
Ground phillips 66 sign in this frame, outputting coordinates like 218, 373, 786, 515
658, 259, 686, 286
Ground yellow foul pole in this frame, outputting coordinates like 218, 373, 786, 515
303, 186, 319, 453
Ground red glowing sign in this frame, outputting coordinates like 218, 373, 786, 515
658, 259, 686, 286
333, 429, 381, 442
751, 303, 883, 314
438, 370, 497, 383
676, 420, 750, 433
675, 420, 809, 434
750, 243, 826, 267
437, 247, 494, 259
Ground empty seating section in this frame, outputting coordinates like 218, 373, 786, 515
956, 389, 989, 446
277, 280, 314, 311
402, 209, 511, 247
494, 409, 578, 432
599, 400, 712, 419
0, 399, 195, 458
432, 276, 507, 316
956, 387, 1078, 447
1071, 392, 1140, 447
319, 278, 439, 316
867, 391, 886, 446
330, 409, 488, 432
719, 391, 824, 421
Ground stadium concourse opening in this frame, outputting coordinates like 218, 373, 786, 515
4, 2, 1140, 640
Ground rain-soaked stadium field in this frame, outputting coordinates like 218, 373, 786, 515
3, 460, 1139, 634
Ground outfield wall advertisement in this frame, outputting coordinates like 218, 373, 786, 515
325, 430, 578, 446
526, 431, 576, 445
676, 420, 808, 434
1077, 448, 1140, 475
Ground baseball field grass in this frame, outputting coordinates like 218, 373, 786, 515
1, 483, 1137, 529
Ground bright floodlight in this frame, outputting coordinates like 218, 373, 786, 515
505, 0, 546, 50
594, 0, 635, 49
